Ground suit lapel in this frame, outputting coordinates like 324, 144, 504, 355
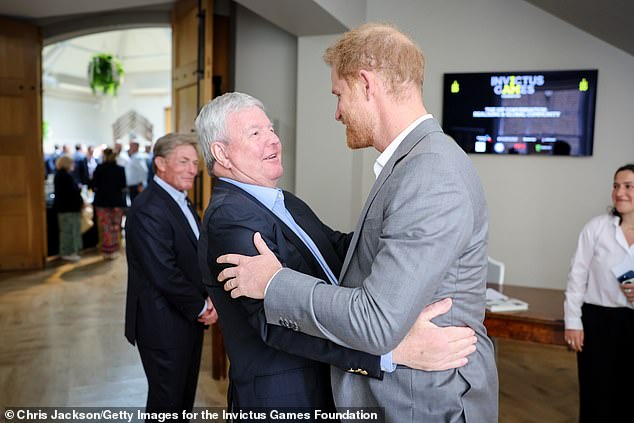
151, 182, 199, 247
339, 118, 444, 279
284, 198, 340, 281
186, 198, 201, 230
218, 181, 331, 283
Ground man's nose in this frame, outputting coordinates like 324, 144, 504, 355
268, 132, 281, 145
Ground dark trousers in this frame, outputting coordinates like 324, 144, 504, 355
578, 303, 634, 422
138, 329, 204, 423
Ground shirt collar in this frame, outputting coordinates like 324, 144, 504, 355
219, 177, 281, 211
373, 114, 433, 179
612, 214, 623, 227
154, 175, 187, 204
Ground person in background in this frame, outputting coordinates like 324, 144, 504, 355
145, 143, 154, 185
564, 163, 634, 422
125, 133, 217, 421
54, 155, 84, 262
125, 140, 149, 204
72, 143, 89, 187
45, 144, 61, 178
86, 145, 99, 180
90, 148, 127, 260
114, 141, 130, 168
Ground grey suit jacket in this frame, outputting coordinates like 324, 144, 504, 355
264, 118, 498, 422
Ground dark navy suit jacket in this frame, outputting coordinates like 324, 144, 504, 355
198, 179, 381, 411
125, 181, 207, 349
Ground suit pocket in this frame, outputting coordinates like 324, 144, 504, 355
254, 367, 317, 399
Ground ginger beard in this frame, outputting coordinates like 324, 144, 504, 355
343, 102, 375, 150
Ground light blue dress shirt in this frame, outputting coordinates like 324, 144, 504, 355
220, 177, 395, 372
219, 178, 337, 284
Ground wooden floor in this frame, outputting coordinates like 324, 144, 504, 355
0, 250, 578, 422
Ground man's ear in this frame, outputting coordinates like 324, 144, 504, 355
358, 69, 376, 100
154, 156, 167, 173
211, 142, 230, 168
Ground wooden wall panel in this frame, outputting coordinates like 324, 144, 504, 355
0, 97, 27, 136
0, 17, 45, 270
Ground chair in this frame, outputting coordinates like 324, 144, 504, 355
487, 256, 505, 285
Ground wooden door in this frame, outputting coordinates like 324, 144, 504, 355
0, 18, 45, 270
172, 0, 228, 380
172, 0, 214, 215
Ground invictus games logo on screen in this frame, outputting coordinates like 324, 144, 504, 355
490, 74, 544, 99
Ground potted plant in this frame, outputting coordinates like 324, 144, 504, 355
87, 53, 124, 95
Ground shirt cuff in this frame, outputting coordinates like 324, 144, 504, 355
380, 352, 397, 373
263, 267, 284, 297
198, 300, 208, 317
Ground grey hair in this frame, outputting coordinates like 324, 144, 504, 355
152, 133, 199, 173
195, 92, 265, 175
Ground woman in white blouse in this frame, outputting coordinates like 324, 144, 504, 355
564, 163, 634, 422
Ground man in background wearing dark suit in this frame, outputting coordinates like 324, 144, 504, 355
72, 143, 89, 187
125, 133, 217, 421
194, 92, 477, 415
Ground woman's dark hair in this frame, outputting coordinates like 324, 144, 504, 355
611, 163, 634, 221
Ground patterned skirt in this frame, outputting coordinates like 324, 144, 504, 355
96, 207, 124, 254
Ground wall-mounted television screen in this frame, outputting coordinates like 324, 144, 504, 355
442, 69, 598, 156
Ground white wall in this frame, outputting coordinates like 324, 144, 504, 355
295, 0, 634, 289
43, 95, 101, 149
296, 35, 378, 232
234, 5, 298, 192
43, 71, 171, 150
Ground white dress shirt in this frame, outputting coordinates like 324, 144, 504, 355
125, 152, 149, 186
564, 214, 634, 330
373, 114, 433, 178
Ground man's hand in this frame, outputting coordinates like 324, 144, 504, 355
198, 296, 218, 325
564, 329, 583, 352
620, 282, 634, 302
392, 298, 477, 371
217, 232, 282, 299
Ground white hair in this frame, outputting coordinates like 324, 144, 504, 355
194, 92, 264, 175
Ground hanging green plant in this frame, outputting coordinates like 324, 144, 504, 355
87, 53, 124, 96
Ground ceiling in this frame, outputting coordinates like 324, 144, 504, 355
2, 0, 633, 80
523, 0, 633, 56
1, 0, 633, 56
0, 0, 173, 19
43, 27, 171, 81
0, 0, 632, 56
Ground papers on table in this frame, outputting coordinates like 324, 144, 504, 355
486, 288, 529, 312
